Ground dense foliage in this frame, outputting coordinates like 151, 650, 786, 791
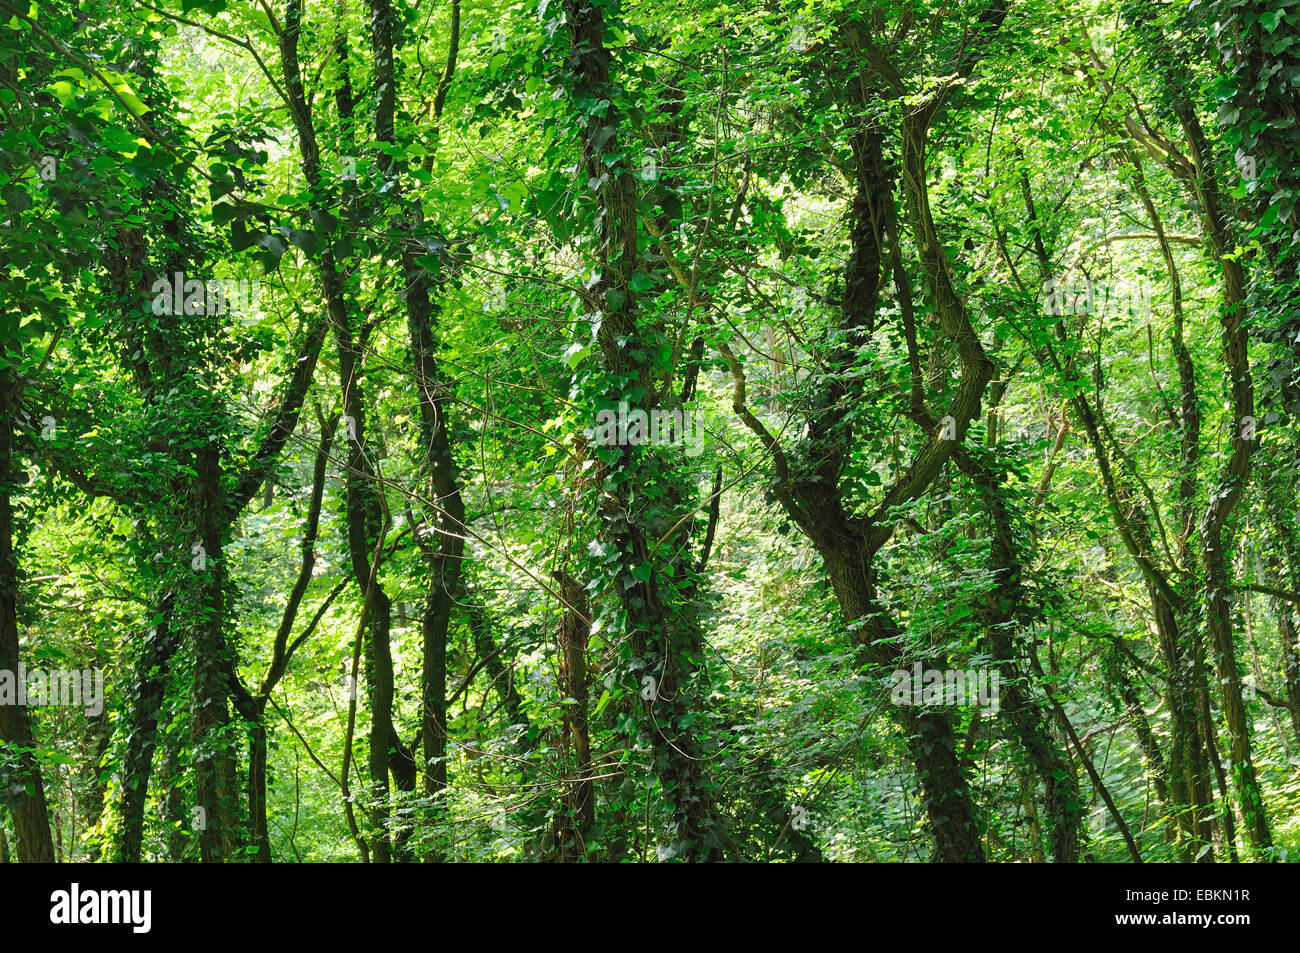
1, 0, 1298, 863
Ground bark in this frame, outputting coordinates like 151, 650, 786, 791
1041, 685, 1143, 863
1279, 602, 1300, 745
1082, 28, 1274, 854
1263, 456, 1300, 748
958, 448, 1084, 862
0, 360, 55, 863
1018, 763, 1046, 862
365, 0, 468, 863
1177, 103, 1273, 855
82, 700, 113, 861
157, 718, 192, 862
720, 29, 1004, 857
564, 0, 726, 861
1109, 649, 1177, 841
190, 439, 242, 863
465, 599, 530, 734
546, 571, 594, 859
278, 0, 412, 862
1010, 149, 1217, 859
920, 356, 1084, 862
108, 597, 177, 862
242, 414, 340, 861
823, 539, 986, 862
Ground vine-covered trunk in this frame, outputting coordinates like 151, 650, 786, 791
564, 0, 725, 861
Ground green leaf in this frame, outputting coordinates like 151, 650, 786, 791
287, 229, 319, 254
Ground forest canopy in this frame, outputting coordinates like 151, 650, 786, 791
0, 0, 1298, 864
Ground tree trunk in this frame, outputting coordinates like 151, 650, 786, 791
0, 361, 54, 863
564, 0, 726, 861
107, 595, 177, 862
365, 0, 468, 857
547, 572, 594, 859
190, 439, 242, 862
